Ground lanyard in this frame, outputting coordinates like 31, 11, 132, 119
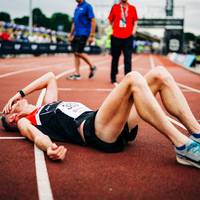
120, 3, 128, 23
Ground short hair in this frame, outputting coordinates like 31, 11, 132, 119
1, 115, 19, 132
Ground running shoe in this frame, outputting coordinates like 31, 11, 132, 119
88, 66, 97, 79
175, 140, 200, 168
67, 74, 81, 80
190, 133, 200, 144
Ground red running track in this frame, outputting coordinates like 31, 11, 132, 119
0, 54, 200, 200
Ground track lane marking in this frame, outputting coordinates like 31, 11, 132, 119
0, 137, 26, 139
34, 88, 54, 200
0, 56, 106, 79
58, 87, 112, 92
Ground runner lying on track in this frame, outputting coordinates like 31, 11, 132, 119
1, 67, 200, 168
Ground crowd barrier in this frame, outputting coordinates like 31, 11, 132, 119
168, 53, 196, 68
0, 41, 102, 55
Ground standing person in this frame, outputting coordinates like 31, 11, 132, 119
2, 67, 200, 168
108, 0, 138, 84
68, 0, 97, 80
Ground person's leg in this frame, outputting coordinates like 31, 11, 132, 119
76, 53, 93, 68
68, 36, 81, 80
75, 36, 96, 78
143, 66, 200, 134
74, 53, 81, 75
110, 36, 121, 83
75, 52, 97, 79
95, 71, 189, 147
123, 36, 133, 75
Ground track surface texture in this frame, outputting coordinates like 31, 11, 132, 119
0, 54, 200, 200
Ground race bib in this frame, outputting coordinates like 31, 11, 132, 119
56, 102, 92, 118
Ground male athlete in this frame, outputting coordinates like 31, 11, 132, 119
1, 67, 200, 168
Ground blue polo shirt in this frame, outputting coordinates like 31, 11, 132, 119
73, 0, 95, 37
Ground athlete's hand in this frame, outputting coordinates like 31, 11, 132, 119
47, 143, 67, 161
3, 93, 21, 114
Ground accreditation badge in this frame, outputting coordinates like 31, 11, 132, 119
119, 19, 126, 28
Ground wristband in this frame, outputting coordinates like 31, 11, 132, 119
18, 90, 25, 97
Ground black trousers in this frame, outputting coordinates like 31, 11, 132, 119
110, 35, 133, 82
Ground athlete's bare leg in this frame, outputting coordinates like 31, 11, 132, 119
144, 66, 200, 134
95, 71, 190, 147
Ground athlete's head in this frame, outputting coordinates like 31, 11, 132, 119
1, 99, 28, 132
1, 114, 19, 132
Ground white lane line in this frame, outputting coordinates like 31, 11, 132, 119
34, 88, 54, 200
178, 83, 200, 94
58, 87, 112, 92
0, 137, 26, 139
34, 145, 54, 200
166, 117, 187, 130
181, 89, 199, 93
0, 63, 64, 79
149, 55, 155, 69
0, 56, 106, 79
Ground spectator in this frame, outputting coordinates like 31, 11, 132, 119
67, 0, 97, 80
0, 28, 11, 41
108, 0, 138, 85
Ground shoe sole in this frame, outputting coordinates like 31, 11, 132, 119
176, 156, 200, 169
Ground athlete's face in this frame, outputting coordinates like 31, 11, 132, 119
10, 99, 28, 114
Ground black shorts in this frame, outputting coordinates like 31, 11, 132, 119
71, 36, 88, 53
82, 111, 138, 153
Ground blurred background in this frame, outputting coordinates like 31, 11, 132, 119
0, 0, 200, 68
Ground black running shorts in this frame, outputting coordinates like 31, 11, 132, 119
71, 36, 88, 53
82, 111, 138, 153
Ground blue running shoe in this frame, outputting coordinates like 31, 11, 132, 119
190, 133, 200, 144
175, 140, 200, 168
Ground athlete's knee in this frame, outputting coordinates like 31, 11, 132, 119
46, 72, 56, 80
152, 66, 174, 85
125, 71, 147, 90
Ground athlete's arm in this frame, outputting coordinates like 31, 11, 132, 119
3, 72, 58, 113
17, 118, 67, 160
